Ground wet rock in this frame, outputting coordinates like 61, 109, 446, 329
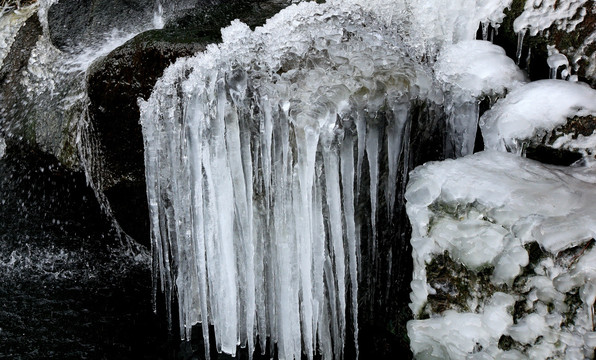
86, 30, 211, 244
46, 0, 196, 51
526, 115, 596, 165
0, 12, 43, 148
86, 0, 292, 244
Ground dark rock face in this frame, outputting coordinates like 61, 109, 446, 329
48, 0, 154, 51
86, 31, 210, 244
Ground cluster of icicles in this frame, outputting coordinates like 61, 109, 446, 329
140, 2, 438, 359
139, 0, 526, 358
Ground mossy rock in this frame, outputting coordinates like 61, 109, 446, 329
494, 0, 596, 87
525, 115, 596, 165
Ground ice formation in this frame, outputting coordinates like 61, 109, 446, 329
139, 0, 455, 358
513, 0, 590, 36
480, 79, 596, 159
406, 151, 596, 359
434, 40, 525, 157
139, 0, 596, 358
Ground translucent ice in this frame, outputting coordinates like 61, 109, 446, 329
140, 2, 439, 359
434, 40, 525, 157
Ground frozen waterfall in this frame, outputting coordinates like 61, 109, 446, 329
139, 1, 442, 358
138, 0, 533, 358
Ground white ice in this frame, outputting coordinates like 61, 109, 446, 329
513, 0, 589, 36
406, 150, 596, 359
140, 1, 443, 359
480, 79, 596, 156
434, 40, 525, 157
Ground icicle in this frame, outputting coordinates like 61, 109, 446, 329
386, 101, 409, 216
481, 22, 489, 41
138, 2, 440, 359
516, 29, 526, 65
322, 127, 347, 359
366, 122, 380, 256
341, 134, 359, 360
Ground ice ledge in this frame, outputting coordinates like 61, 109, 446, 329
406, 151, 596, 359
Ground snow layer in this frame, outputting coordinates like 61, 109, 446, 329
479, 80, 596, 155
406, 151, 596, 359
435, 41, 525, 100
434, 40, 525, 157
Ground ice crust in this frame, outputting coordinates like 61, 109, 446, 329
480, 79, 596, 157
434, 40, 526, 157
513, 0, 590, 36
406, 151, 596, 359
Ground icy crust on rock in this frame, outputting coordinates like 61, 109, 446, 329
434, 40, 526, 158
480, 80, 596, 156
140, 2, 439, 359
408, 293, 516, 359
513, 0, 590, 36
434, 41, 526, 100
337, 0, 512, 56
406, 151, 596, 359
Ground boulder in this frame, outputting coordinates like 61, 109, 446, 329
86, 0, 291, 244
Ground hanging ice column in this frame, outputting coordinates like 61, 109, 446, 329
433, 40, 526, 158
140, 2, 436, 359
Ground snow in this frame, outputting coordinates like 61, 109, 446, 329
435, 40, 526, 100
479, 79, 596, 155
406, 150, 596, 359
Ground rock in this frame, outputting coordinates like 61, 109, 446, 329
86, 0, 292, 244
86, 29, 212, 244
526, 115, 596, 166
492, 0, 596, 87
0, 12, 44, 149
46, 0, 196, 51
